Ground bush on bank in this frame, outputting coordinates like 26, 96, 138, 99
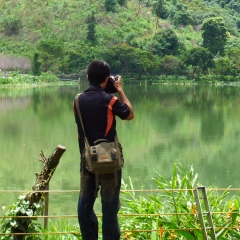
1, 71, 240, 87
0, 73, 59, 86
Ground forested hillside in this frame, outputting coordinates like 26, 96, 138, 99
0, 0, 240, 80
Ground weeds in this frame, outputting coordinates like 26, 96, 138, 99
120, 163, 240, 239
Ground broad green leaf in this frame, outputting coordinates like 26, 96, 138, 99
177, 230, 195, 240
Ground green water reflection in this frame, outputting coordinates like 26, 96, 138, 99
1, 83, 240, 218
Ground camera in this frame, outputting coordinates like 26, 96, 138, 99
105, 76, 119, 93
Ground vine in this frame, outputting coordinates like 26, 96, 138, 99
1, 194, 43, 240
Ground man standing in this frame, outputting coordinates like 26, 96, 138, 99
73, 60, 134, 240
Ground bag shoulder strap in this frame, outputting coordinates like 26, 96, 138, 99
74, 93, 90, 145
75, 93, 100, 199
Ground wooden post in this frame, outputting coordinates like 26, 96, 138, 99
9, 145, 66, 239
27, 144, 66, 204
44, 183, 49, 229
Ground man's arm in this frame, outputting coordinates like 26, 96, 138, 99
113, 76, 134, 120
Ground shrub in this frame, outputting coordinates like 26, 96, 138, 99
1, 195, 43, 239
2, 16, 21, 36
0, 73, 59, 85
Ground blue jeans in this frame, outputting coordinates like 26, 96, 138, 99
78, 165, 122, 240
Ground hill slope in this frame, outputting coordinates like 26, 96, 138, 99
0, 0, 239, 76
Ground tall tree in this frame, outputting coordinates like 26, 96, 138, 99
86, 12, 97, 44
32, 52, 41, 76
214, 57, 234, 76
153, 0, 168, 19
159, 55, 182, 76
168, 3, 193, 26
184, 47, 215, 78
104, 44, 136, 73
117, 0, 126, 6
105, 0, 117, 12
153, 29, 179, 57
37, 40, 64, 72
201, 17, 227, 56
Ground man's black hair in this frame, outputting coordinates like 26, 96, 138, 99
87, 60, 111, 85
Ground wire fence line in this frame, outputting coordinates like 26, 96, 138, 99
0, 211, 240, 219
1, 187, 240, 193
1, 188, 239, 219
1, 226, 240, 237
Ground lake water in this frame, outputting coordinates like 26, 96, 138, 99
1, 82, 240, 219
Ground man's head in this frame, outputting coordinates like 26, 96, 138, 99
87, 60, 111, 85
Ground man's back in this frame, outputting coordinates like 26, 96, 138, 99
75, 84, 132, 148
74, 60, 134, 240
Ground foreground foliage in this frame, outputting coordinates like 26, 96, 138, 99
1, 195, 43, 240
120, 163, 240, 239
1, 163, 240, 239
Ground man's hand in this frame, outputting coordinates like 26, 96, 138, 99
112, 75, 123, 92
113, 75, 134, 120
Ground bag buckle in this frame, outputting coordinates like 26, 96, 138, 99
90, 146, 97, 161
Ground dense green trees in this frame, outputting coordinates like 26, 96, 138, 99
151, 29, 180, 58
62, 45, 96, 73
168, 2, 193, 26
0, 0, 239, 81
105, 0, 117, 12
86, 13, 97, 44
103, 44, 159, 76
205, 0, 240, 14
2, 16, 21, 36
214, 57, 234, 76
159, 55, 182, 76
37, 40, 64, 72
118, 0, 127, 6
202, 17, 227, 56
152, 0, 168, 19
183, 47, 215, 78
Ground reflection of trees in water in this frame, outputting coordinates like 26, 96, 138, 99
184, 89, 225, 142
201, 110, 224, 142
0, 96, 30, 112
2, 121, 20, 138
193, 136, 240, 188
155, 109, 182, 133
32, 88, 40, 112
176, 86, 240, 142
179, 86, 240, 110
128, 84, 240, 188
31, 86, 77, 120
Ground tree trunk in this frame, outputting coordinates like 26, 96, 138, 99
12, 145, 66, 239
27, 145, 66, 205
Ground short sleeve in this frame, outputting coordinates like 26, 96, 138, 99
112, 99, 131, 120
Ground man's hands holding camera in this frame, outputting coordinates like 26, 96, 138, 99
109, 75, 119, 83
105, 75, 122, 93
104, 75, 134, 120
110, 75, 123, 92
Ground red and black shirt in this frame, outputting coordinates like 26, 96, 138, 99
73, 84, 131, 156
